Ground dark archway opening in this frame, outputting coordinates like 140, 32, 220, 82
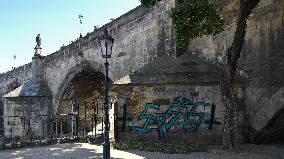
55, 69, 113, 137
256, 107, 284, 144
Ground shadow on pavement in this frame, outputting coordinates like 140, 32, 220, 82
0, 143, 145, 159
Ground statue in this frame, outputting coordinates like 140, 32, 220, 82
36, 34, 41, 47
34, 33, 42, 57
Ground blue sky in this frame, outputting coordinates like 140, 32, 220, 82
0, 0, 140, 73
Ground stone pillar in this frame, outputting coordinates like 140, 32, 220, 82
32, 33, 45, 82
157, 0, 179, 57
32, 56, 45, 81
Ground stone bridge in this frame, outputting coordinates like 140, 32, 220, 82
1, 1, 176, 113
0, 0, 283, 143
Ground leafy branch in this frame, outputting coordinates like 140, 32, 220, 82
140, 0, 225, 48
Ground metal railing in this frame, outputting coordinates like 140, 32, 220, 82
0, 99, 104, 149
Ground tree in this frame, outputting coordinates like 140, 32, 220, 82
221, 0, 260, 151
170, 0, 225, 48
141, 0, 225, 48
139, 0, 260, 151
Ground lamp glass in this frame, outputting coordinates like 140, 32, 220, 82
99, 31, 114, 58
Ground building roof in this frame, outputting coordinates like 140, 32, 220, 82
3, 80, 52, 98
115, 53, 247, 85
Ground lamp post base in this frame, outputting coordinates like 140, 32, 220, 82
103, 141, 110, 159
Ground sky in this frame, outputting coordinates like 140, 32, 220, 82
0, 0, 140, 73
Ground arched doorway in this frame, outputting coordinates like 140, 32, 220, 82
53, 69, 113, 138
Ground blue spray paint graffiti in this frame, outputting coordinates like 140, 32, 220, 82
131, 97, 221, 138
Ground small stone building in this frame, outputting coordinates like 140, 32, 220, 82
3, 80, 52, 139
114, 53, 247, 144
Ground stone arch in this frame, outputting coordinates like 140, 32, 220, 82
249, 86, 284, 143
53, 60, 114, 114
255, 106, 284, 143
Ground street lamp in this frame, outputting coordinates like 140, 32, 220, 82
99, 29, 114, 159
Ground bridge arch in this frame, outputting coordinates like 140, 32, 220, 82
255, 106, 284, 143
53, 60, 114, 115
248, 86, 284, 143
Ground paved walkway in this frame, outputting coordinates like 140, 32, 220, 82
0, 143, 283, 159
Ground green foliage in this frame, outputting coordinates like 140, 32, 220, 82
139, 0, 225, 48
112, 140, 208, 154
140, 0, 162, 7
171, 0, 225, 48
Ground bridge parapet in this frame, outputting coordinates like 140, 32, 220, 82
41, 0, 177, 106
0, 63, 32, 99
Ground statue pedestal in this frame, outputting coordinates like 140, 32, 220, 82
34, 45, 42, 57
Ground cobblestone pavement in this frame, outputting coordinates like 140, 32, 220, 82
0, 143, 283, 159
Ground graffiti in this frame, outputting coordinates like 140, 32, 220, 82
131, 97, 221, 138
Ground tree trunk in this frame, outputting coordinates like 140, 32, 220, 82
221, 70, 240, 151
221, 0, 260, 151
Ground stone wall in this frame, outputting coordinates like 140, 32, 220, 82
0, 0, 282, 143
0, 63, 32, 130
0, 63, 32, 98
3, 97, 50, 138
114, 84, 237, 144
189, 0, 284, 141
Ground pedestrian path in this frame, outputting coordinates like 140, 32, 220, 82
0, 143, 144, 159
0, 143, 283, 159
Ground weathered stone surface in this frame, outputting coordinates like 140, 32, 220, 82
0, 63, 32, 98
0, 0, 282, 143
3, 96, 51, 137
114, 84, 228, 144
122, 53, 246, 85
188, 0, 284, 142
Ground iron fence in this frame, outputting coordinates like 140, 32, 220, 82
0, 99, 105, 149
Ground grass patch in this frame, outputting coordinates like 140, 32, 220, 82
112, 140, 208, 154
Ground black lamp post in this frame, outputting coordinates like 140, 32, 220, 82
99, 29, 114, 159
